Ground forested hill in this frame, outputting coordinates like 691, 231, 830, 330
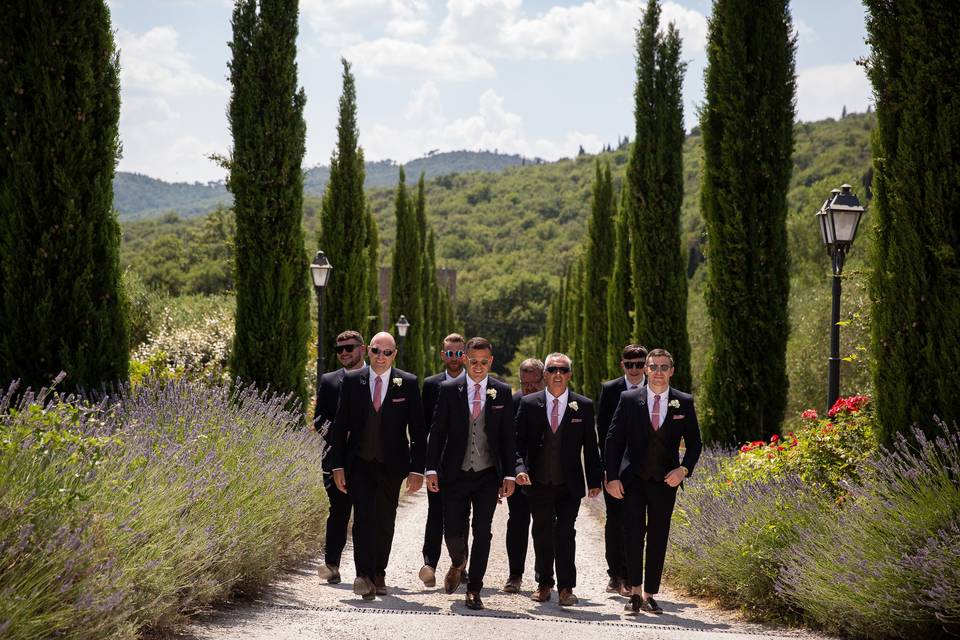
114, 149, 532, 220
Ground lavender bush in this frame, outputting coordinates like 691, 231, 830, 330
0, 377, 327, 639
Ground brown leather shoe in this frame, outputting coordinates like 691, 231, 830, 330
605, 576, 621, 593
318, 564, 341, 584
418, 564, 437, 588
465, 591, 484, 610
444, 562, 465, 594
502, 575, 522, 594
530, 585, 551, 602
618, 581, 632, 598
558, 588, 578, 606
353, 576, 375, 601
372, 575, 387, 595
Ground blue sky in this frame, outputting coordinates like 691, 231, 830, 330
108, 0, 873, 183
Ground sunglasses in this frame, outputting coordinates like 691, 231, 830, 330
334, 344, 359, 354
545, 365, 571, 374
647, 363, 672, 372
623, 361, 645, 370
442, 350, 464, 358
467, 358, 490, 366
369, 346, 395, 357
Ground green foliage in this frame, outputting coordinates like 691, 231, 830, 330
389, 167, 426, 378
699, 0, 796, 443
0, 0, 129, 391
225, 0, 310, 409
865, 0, 960, 444
627, 0, 690, 390
319, 59, 372, 351
366, 207, 381, 339
606, 193, 633, 377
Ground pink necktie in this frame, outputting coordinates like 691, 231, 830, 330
550, 398, 559, 433
652, 394, 661, 431
373, 375, 383, 412
472, 383, 482, 419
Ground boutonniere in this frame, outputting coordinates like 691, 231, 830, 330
568, 400, 579, 411
392, 377, 403, 388
668, 399, 680, 409
487, 388, 497, 400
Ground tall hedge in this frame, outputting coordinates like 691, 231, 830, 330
389, 167, 425, 378
226, 0, 310, 408
581, 161, 616, 398
0, 0, 128, 391
866, 0, 960, 443
627, 0, 691, 391
606, 187, 632, 377
700, 0, 796, 444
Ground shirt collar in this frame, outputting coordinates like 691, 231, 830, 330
647, 386, 670, 405
369, 367, 391, 385
445, 370, 466, 383
465, 375, 489, 393
626, 375, 645, 389
547, 388, 569, 406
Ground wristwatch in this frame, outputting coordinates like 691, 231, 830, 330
679, 465, 689, 477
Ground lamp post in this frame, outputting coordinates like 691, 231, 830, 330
395, 314, 410, 353
815, 184, 865, 412
310, 251, 333, 418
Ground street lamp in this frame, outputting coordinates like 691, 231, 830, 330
310, 251, 333, 419
395, 314, 410, 352
815, 184, 865, 412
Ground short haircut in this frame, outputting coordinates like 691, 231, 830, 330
465, 336, 492, 353
519, 358, 545, 375
645, 348, 674, 366
442, 333, 465, 346
621, 344, 648, 361
336, 330, 364, 343
544, 352, 572, 368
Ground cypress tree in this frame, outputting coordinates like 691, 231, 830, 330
389, 167, 425, 378
414, 174, 434, 365
866, 0, 960, 442
581, 161, 617, 398
226, 0, 310, 408
606, 189, 632, 376
426, 230, 440, 346
700, 0, 796, 444
319, 58, 369, 346
565, 256, 585, 392
366, 206, 381, 338
627, 0, 691, 390
0, 0, 128, 391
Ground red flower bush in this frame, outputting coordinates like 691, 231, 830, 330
827, 394, 870, 418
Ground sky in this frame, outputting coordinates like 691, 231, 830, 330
108, 0, 874, 183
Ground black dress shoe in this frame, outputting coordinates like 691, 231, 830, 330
641, 596, 663, 614
502, 575, 522, 593
624, 594, 641, 615
606, 576, 621, 593
465, 591, 484, 610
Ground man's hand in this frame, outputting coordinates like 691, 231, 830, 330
587, 487, 601, 498
333, 468, 347, 494
515, 472, 531, 486
605, 479, 624, 499
406, 473, 424, 493
426, 474, 440, 493
664, 467, 686, 488
499, 478, 516, 499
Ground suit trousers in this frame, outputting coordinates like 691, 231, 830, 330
602, 488, 628, 579
527, 483, 581, 590
423, 481, 470, 569
623, 476, 678, 594
505, 490, 531, 577
442, 468, 499, 592
322, 471, 353, 566
348, 459, 404, 579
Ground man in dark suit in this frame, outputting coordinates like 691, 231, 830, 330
418, 333, 466, 588
316, 330, 367, 585
426, 337, 516, 610
503, 357, 545, 593
329, 331, 426, 600
595, 344, 647, 596
515, 352, 602, 607
605, 348, 702, 615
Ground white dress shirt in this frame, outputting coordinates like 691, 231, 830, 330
369, 367, 390, 406
646, 386, 671, 423
545, 388, 570, 425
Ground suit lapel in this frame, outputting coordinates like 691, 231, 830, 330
380, 368, 397, 418
559, 392, 576, 447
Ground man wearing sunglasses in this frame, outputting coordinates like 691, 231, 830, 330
328, 331, 426, 601
595, 344, 647, 597
425, 337, 516, 610
503, 358, 545, 594
316, 331, 367, 585
605, 348, 702, 616
515, 353, 602, 607
418, 333, 468, 588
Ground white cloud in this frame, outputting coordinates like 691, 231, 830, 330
794, 18, 817, 46
386, 18, 430, 38
118, 27, 226, 96
405, 81, 445, 124
302, 0, 428, 41
344, 38, 496, 80
796, 62, 872, 122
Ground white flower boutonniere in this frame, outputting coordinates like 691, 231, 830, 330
392, 377, 403, 388
568, 401, 579, 412
487, 388, 497, 400
668, 399, 681, 409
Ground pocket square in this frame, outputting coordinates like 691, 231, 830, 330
673, 414, 685, 419
492, 404, 504, 410
571, 418, 583, 423
392, 397, 406, 403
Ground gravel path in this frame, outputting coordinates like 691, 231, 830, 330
175, 490, 835, 640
